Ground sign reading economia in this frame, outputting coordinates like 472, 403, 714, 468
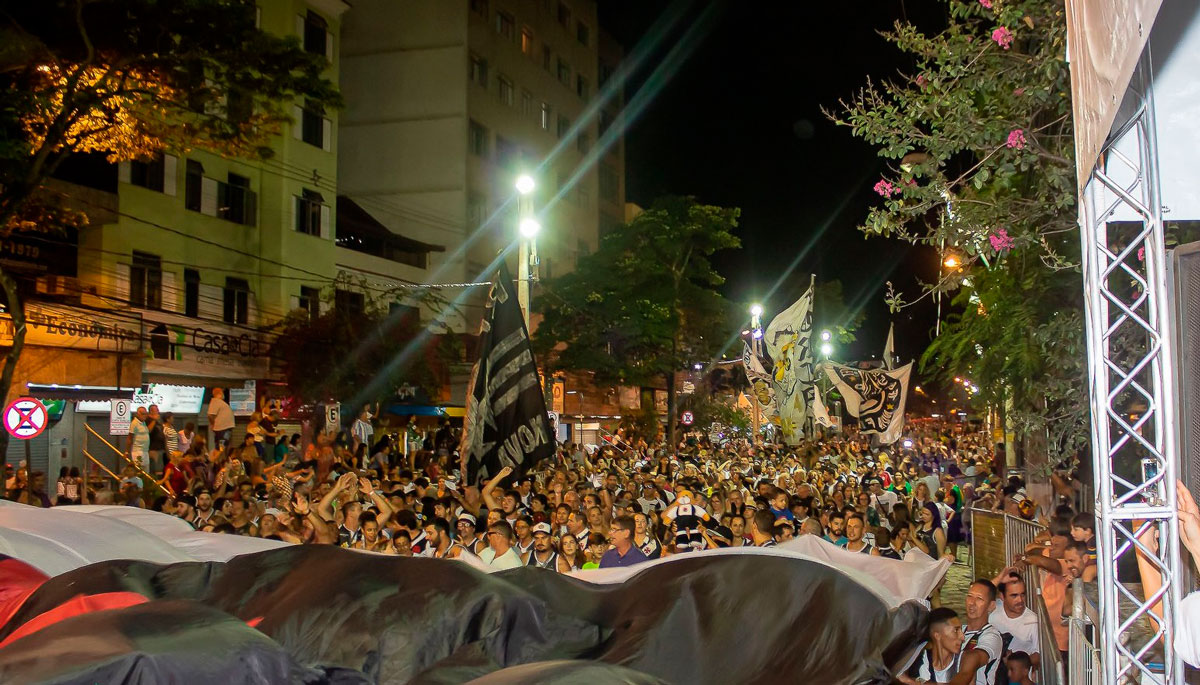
3, 397, 48, 440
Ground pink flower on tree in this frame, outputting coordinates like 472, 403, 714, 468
992, 26, 1014, 49
1138, 246, 1146, 262
989, 229, 1015, 252
874, 180, 897, 198
915, 74, 928, 88
979, 0, 993, 8
1013, 87, 1025, 96
1006, 129, 1027, 149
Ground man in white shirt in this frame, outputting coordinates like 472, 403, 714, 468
206, 388, 235, 448
989, 574, 1040, 669
127, 406, 150, 469
869, 478, 899, 516
478, 520, 523, 570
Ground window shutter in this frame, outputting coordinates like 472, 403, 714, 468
162, 154, 177, 196
292, 105, 303, 140
319, 298, 331, 315
322, 117, 332, 151
118, 162, 131, 184
200, 177, 218, 216
294, 196, 302, 232
289, 295, 300, 311
295, 14, 305, 38
319, 204, 331, 239
113, 262, 131, 301
160, 271, 177, 312
198, 284, 223, 320
246, 291, 258, 326
325, 30, 334, 61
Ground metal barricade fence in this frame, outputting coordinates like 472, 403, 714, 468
1068, 578, 1101, 685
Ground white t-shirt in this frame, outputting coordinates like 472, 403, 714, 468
989, 605, 1039, 657
207, 398, 235, 431
873, 489, 899, 515
1176, 591, 1200, 667
960, 623, 1003, 685
479, 546, 522, 570
129, 418, 150, 456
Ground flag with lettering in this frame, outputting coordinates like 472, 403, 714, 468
460, 262, 555, 484
823, 361, 913, 444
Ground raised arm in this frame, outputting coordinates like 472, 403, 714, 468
481, 465, 513, 511
361, 477, 393, 526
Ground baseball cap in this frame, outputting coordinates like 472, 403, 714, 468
457, 512, 477, 526
262, 508, 283, 518
532, 522, 552, 536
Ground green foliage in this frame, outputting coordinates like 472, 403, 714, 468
830, 0, 1088, 462
533, 196, 742, 386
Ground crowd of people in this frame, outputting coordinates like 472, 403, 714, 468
4, 403, 1112, 683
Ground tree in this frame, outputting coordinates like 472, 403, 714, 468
828, 0, 1087, 469
270, 289, 458, 409
534, 196, 741, 449
0, 0, 339, 467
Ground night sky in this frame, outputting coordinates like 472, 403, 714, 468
600, 0, 945, 364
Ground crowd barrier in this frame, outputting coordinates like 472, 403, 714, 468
969, 508, 1061, 683
1067, 578, 1101, 684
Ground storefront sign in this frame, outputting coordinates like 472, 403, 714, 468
78, 384, 206, 415
0, 303, 141, 353
550, 378, 565, 413
109, 399, 132, 435
3, 397, 48, 439
229, 380, 256, 416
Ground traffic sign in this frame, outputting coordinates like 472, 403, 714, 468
4, 397, 48, 440
681, 410, 695, 426
325, 402, 341, 433
110, 398, 132, 436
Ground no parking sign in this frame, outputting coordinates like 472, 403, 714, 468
681, 411, 695, 426
3, 397, 48, 440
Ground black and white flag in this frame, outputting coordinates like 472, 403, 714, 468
460, 262, 556, 484
823, 361, 912, 444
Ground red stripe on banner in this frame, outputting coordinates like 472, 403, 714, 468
0, 558, 50, 633
0, 592, 149, 649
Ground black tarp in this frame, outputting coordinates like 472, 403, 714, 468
0, 546, 927, 684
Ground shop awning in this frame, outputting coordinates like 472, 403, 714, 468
385, 404, 464, 418
24, 383, 137, 402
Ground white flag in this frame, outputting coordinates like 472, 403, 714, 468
883, 323, 895, 371
764, 284, 815, 444
812, 390, 833, 429
823, 361, 912, 444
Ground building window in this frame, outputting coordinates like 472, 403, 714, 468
576, 186, 590, 208
576, 74, 589, 101
467, 192, 487, 227
577, 21, 589, 46
599, 62, 614, 86
576, 133, 590, 154
521, 89, 533, 116
542, 45, 552, 71
298, 285, 320, 318
184, 268, 200, 318
557, 2, 571, 28
556, 114, 570, 139
129, 251, 162, 309
301, 104, 328, 149
495, 11, 515, 40
335, 289, 365, 317
218, 173, 254, 225
468, 120, 488, 157
599, 164, 619, 201
540, 102, 551, 130
556, 58, 570, 86
469, 54, 488, 88
470, 0, 488, 18
130, 153, 166, 192
496, 136, 518, 168
223, 277, 249, 324
184, 159, 204, 211
600, 212, 621, 236
302, 10, 330, 57
498, 75, 514, 106
296, 189, 325, 236
521, 28, 534, 56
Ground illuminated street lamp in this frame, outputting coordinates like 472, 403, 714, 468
943, 254, 961, 269
750, 303, 763, 317
820, 342, 833, 357
515, 174, 539, 325
820, 329, 832, 342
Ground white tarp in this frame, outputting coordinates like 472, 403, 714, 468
1066, 0, 1163, 191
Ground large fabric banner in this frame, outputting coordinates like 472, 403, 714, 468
741, 342, 777, 417
824, 361, 913, 444
460, 262, 556, 484
765, 285, 815, 444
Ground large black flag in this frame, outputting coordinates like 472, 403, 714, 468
460, 262, 555, 484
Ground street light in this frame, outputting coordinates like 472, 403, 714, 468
750, 303, 763, 317
515, 175, 538, 325
943, 254, 961, 269
820, 342, 833, 357
519, 217, 541, 238
515, 174, 535, 195
820, 329, 832, 342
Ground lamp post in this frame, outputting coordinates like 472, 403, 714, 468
515, 174, 539, 327
750, 304, 764, 438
